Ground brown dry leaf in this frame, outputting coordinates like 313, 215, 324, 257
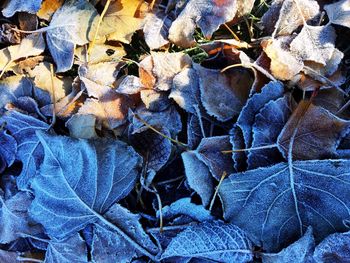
277, 100, 350, 160
18, 13, 38, 31
27, 62, 73, 104
80, 77, 131, 129
37, 0, 64, 20
139, 52, 192, 91
104, 0, 148, 43
11, 55, 45, 74
325, 0, 350, 28
0, 33, 45, 74
168, 0, 240, 47
262, 37, 304, 81
290, 25, 336, 65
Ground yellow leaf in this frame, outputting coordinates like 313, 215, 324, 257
104, 0, 148, 43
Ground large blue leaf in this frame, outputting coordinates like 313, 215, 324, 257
161, 221, 253, 262
1, 111, 49, 190
219, 159, 350, 252
2, 0, 42, 17
0, 130, 16, 172
29, 132, 158, 259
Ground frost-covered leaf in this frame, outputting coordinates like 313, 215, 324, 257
186, 113, 210, 150
104, 0, 148, 43
182, 151, 214, 207
44, 234, 88, 263
230, 125, 247, 172
140, 89, 170, 112
66, 114, 98, 139
0, 191, 41, 243
195, 136, 234, 180
168, 0, 239, 47
92, 204, 158, 263
129, 127, 172, 172
237, 81, 285, 149
170, 68, 200, 114
0, 111, 49, 190
116, 75, 143, 95
277, 101, 350, 160
0, 33, 45, 73
46, 0, 106, 72
162, 221, 253, 262
160, 198, 214, 222
219, 159, 350, 252
29, 132, 158, 258
130, 105, 182, 135
143, 11, 173, 50
265, 0, 320, 36
325, 0, 350, 29
313, 230, 350, 262
0, 249, 18, 262
248, 95, 294, 169
196, 64, 252, 122
0, 130, 16, 171
290, 25, 336, 65
139, 52, 192, 91
262, 227, 315, 263
80, 77, 131, 129
263, 38, 304, 80
2, 0, 43, 17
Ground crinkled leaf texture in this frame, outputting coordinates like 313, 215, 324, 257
29, 132, 158, 259
162, 221, 253, 263
0, 130, 16, 172
2, 0, 43, 17
325, 0, 350, 29
1, 111, 49, 190
262, 227, 315, 263
219, 159, 350, 252
313, 229, 350, 262
44, 234, 88, 263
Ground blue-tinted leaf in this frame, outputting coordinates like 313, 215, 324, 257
0, 191, 42, 243
46, 0, 100, 72
162, 221, 253, 262
140, 89, 171, 112
237, 81, 285, 148
130, 105, 182, 135
182, 152, 214, 207
186, 113, 210, 150
2, 0, 42, 17
116, 76, 143, 95
92, 204, 158, 263
170, 68, 200, 114
262, 227, 315, 263
160, 198, 214, 222
0, 76, 33, 112
45, 234, 88, 263
230, 125, 247, 172
313, 230, 350, 263
277, 101, 350, 160
1, 111, 49, 190
0, 130, 16, 171
30, 131, 142, 237
219, 159, 350, 252
129, 127, 172, 172
195, 136, 234, 180
0, 249, 17, 262
248, 95, 294, 169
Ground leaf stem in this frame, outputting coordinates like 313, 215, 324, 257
209, 171, 227, 211
88, 0, 111, 56
222, 144, 278, 154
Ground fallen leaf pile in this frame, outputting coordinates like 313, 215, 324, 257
1, 0, 350, 262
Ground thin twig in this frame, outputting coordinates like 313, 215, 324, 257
209, 172, 227, 211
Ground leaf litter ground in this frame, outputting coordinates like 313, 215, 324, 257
1, 0, 350, 262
